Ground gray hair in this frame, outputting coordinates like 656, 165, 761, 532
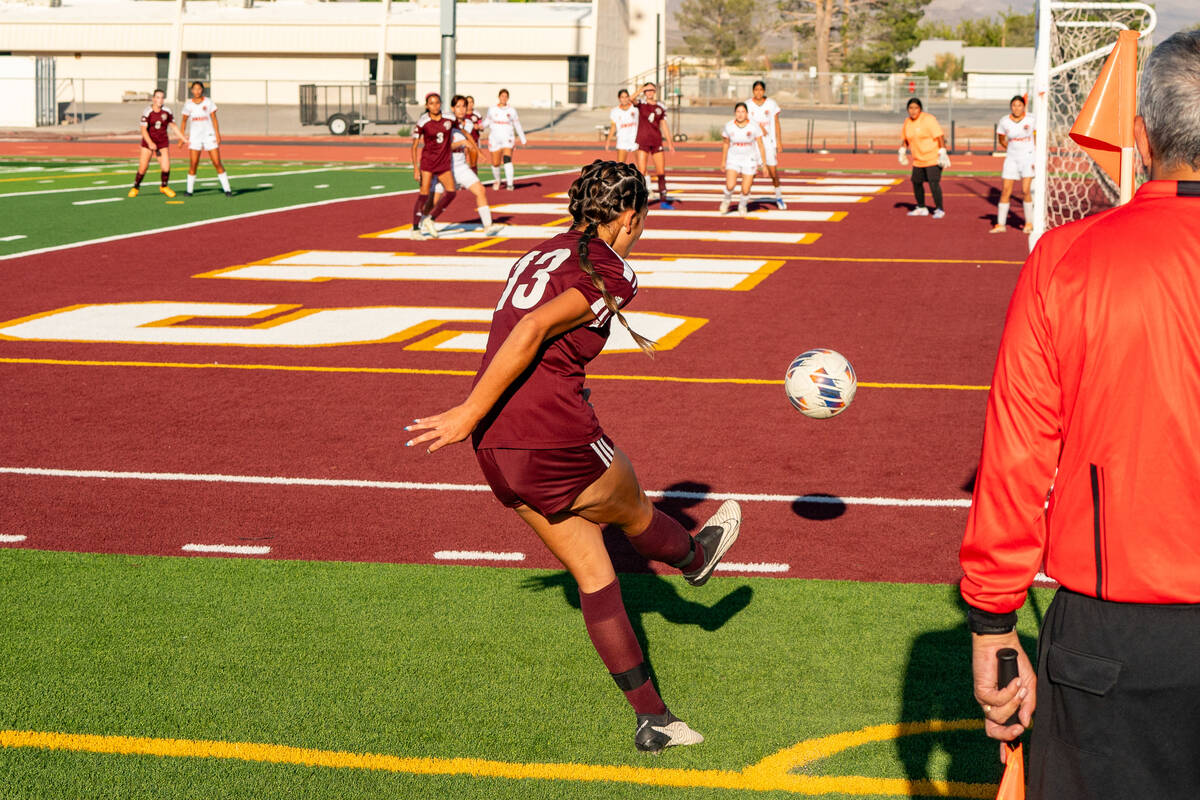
1139, 30, 1200, 171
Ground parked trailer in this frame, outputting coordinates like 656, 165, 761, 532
299, 82, 416, 135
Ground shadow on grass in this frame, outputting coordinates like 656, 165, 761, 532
899, 585, 1038, 790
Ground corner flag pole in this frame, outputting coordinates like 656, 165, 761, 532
440, 0, 456, 102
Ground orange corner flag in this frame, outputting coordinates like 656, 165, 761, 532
1069, 29, 1139, 196
996, 742, 1026, 800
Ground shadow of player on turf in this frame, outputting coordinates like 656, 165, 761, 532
897, 584, 1038, 791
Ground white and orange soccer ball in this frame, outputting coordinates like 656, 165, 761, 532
784, 348, 857, 419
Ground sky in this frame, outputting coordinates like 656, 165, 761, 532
923, 0, 1197, 40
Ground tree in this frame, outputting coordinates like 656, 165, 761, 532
917, 10, 1036, 47
678, 0, 766, 70
924, 52, 963, 82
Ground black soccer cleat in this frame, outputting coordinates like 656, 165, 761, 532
224, 191, 234, 197
682, 499, 741, 587
635, 710, 703, 754
185, 191, 193, 197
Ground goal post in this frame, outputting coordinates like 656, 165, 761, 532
1030, 1, 1157, 248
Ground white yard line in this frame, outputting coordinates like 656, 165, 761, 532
0, 466, 973, 508
72, 197, 124, 206
181, 543, 271, 556
715, 562, 790, 573
0, 235, 27, 242
434, 551, 526, 562
0, 534, 28, 543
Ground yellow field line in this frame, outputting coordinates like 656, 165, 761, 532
0, 357, 990, 391
0, 720, 995, 798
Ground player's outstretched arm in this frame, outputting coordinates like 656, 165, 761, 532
775, 113, 783, 153
170, 122, 185, 146
757, 137, 768, 175
660, 118, 674, 151
512, 109, 526, 146
405, 288, 595, 453
410, 136, 421, 180
210, 110, 221, 146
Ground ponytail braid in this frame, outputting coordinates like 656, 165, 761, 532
567, 160, 656, 357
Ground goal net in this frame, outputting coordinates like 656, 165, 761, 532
1030, 2, 1157, 245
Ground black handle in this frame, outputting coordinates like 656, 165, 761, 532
996, 648, 1023, 729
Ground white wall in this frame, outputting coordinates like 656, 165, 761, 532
213, 55, 370, 104
0, 57, 38, 127
37, 54, 157, 104
592, 0, 629, 108
967, 73, 1032, 100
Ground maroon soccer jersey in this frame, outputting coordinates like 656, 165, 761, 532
467, 112, 483, 143
636, 101, 667, 150
140, 106, 173, 149
414, 113, 456, 174
472, 229, 640, 450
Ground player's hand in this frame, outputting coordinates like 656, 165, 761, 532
413, 168, 421, 181
604, 142, 610, 151
898, 146, 909, 166
971, 631, 1036, 743
938, 147, 951, 169
777, 144, 784, 155
404, 406, 479, 454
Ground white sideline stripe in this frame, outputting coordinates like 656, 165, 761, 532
653, 183, 887, 194
72, 197, 123, 206
0, 534, 28, 543
650, 192, 867, 204
491, 203, 842, 222
0, 165, 379, 199
374, 223, 816, 244
182, 543, 271, 555
0, 167, 578, 261
715, 562, 790, 573
0, 235, 27, 242
434, 550, 526, 562
314, 184, 330, 189
0, 467, 973, 508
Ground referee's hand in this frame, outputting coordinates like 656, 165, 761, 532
971, 631, 1036, 742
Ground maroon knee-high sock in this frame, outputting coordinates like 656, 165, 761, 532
579, 579, 666, 715
627, 508, 704, 571
160, 170, 170, 187
413, 194, 428, 227
429, 190, 457, 219
657, 174, 667, 196
133, 171, 145, 188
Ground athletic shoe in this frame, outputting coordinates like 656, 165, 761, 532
1023, 223, 1034, 234
506, 183, 515, 191
659, 200, 675, 210
635, 710, 704, 755
409, 228, 424, 241
159, 186, 176, 198
224, 190, 234, 198
776, 197, 787, 210
420, 216, 439, 238
738, 200, 748, 218
989, 224, 1006, 233
932, 209, 945, 219
483, 223, 505, 236
185, 191, 194, 197
718, 198, 730, 214
907, 207, 930, 216
127, 187, 139, 198
682, 499, 741, 587
492, 181, 501, 190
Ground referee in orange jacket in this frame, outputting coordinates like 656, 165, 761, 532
960, 30, 1200, 800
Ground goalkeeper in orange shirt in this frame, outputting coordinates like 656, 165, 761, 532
899, 97, 950, 219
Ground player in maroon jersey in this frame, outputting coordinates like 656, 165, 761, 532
405, 161, 742, 754
410, 93, 460, 239
128, 89, 184, 198
465, 95, 483, 171
633, 83, 676, 209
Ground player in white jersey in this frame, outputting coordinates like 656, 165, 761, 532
745, 80, 785, 209
481, 89, 527, 190
990, 95, 1036, 234
605, 89, 639, 163
720, 103, 768, 216
428, 95, 504, 236
180, 81, 233, 197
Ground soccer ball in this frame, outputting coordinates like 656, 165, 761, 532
784, 349, 857, 419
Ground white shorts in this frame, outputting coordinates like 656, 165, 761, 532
488, 132, 515, 152
452, 161, 480, 190
1002, 153, 1035, 180
188, 131, 219, 152
615, 133, 637, 152
725, 155, 759, 176
761, 137, 778, 167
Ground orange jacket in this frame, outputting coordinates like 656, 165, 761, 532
902, 112, 944, 167
961, 181, 1200, 613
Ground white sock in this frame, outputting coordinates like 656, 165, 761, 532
433, 182, 444, 194
504, 162, 514, 186
774, 184, 783, 199
722, 188, 733, 201
491, 165, 501, 185
997, 202, 1009, 226
478, 205, 492, 227
186, 174, 195, 193
645, 174, 653, 191
1023, 201, 1033, 222
217, 172, 231, 193
739, 193, 749, 207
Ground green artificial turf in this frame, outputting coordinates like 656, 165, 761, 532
0, 549, 1047, 799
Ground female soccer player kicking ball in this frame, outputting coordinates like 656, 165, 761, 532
991, 95, 1036, 234
410, 92, 460, 239
128, 88, 184, 198
482, 89, 526, 190
405, 161, 742, 754
180, 81, 233, 197
720, 102, 768, 216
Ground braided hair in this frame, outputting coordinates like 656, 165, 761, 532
567, 160, 655, 357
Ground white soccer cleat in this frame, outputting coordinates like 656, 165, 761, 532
989, 224, 1006, 233
483, 223, 505, 236
719, 198, 730, 214
682, 499, 741, 587
420, 216, 439, 238
932, 209, 946, 219
907, 207, 930, 217
738, 200, 748, 218
776, 197, 787, 210
409, 228, 424, 240
635, 711, 704, 755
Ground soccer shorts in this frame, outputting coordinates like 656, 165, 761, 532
452, 161, 480, 190
141, 140, 168, 155
1002, 153, 1035, 180
761, 137, 778, 167
475, 435, 616, 517
615, 133, 637, 152
188, 131, 219, 152
638, 142, 664, 155
724, 155, 759, 176
488, 132, 515, 151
